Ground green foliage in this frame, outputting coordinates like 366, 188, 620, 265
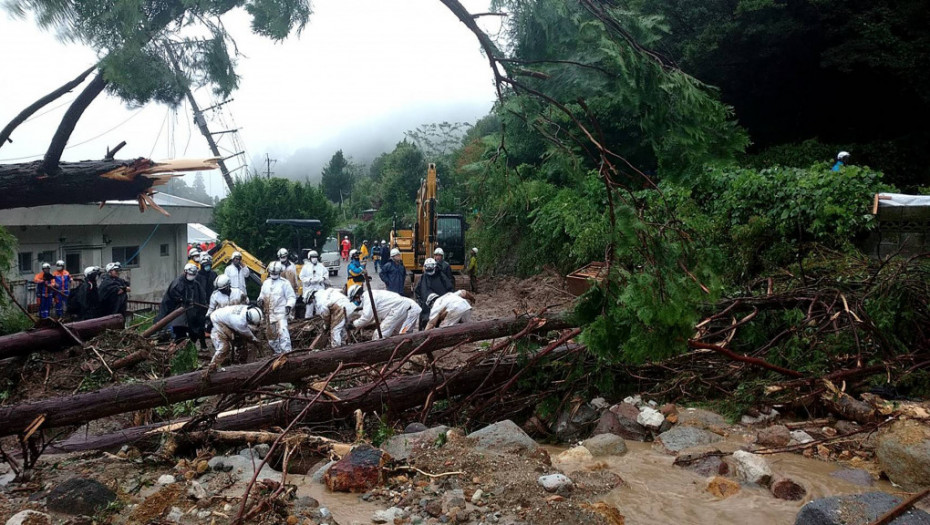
169, 342, 200, 375
370, 414, 395, 447
320, 150, 355, 206
0, 308, 32, 337
404, 122, 472, 159
213, 176, 337, 262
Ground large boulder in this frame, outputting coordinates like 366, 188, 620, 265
552, 402, 599, 442
875, 419, 930, 491
677, 408, 728, 430
637, 406, 665, 430
731, 450, 773, 486
656, 426, 723, 454
771, 477, 807, 501
6, 511, 51, 525
45, 478, 116, 516
599, 404, 649, 441
673, 454, 729, 477
380, 425, 448, 461
756, 425, 791, 447
467, 420, 538, 454
795, 492, 930, 525
324, 444, 390, 493
583, 434, 628, 457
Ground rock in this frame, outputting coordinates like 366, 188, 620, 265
582, 434, 628, 456
45, 478, 117, 516
678, 408, 729, 430
206, 455, 280, 482
166, 506, 183, 523
471, 489, 484, 504
252, 443, 271, 459
381, 426, 449, 461
656, 426, 723, 454
706, 476, 740, 499
405, 422, 429, 433
372, 507, 406, 524
0, 473, 15, 487
157, 474, 176, 485
187, 481, 208, 500
467, 420, 538, 454
795, 492, 930, 525
835, 420, 861, 435
557, 446, 594, 462
660, 403, 678, 417
585, 501, 626, 525
829, 468, 874, 487
756, 425, 791, 447
732, 450, 773, 486
6, 510, 52, 525
538, 474, 573, 493
623, 395, 642, 407
442, 489, 466, 512
311, 460, 336, 484
324, 444, 389, 493
553, 402, 599, 442
673, 454, 729, 477
741, 408, 779, 426
637, 406, 665, 430
424, 499, 443, 517
790, 430, 815, 444
771, 477, 807, 501
597, 406, 648, 442
875, 419, 930, 491
590, 397, 609, 411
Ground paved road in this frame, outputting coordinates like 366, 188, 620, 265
325, 258, 386, 291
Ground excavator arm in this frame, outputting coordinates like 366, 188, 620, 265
209, 240, 266, 285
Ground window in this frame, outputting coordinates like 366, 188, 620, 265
160, 243, 170, 257
37, 250, 56, 266
17, 252, 32, 273
111, 246, 141, 267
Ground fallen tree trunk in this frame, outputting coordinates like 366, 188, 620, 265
0, 314, 570, 437
52, 344, 577, 453
0, 315, 124, 359
0, 158, 218, 210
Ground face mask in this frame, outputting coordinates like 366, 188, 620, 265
271, 274, 280, 280
202, 264, 211, 271
234, 260, 241, 267
352, 299, 361, 306
426, 267, 435, 275
185, 274, 196, 281
56, 266, 64, 271
311, 258, 318, 264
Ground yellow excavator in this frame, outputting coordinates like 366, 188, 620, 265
209, 240, 268, 285
391, 163, 466, 285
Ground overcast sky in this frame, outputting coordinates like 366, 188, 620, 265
0, 0, 499, 196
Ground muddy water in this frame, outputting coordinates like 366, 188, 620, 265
290, 473, 384, 524
550, 440, 896, 525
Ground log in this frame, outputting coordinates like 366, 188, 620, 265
0, 314, 570, 437
0, 315, 124, 359
0, 158, 218, 210
141, 306, 186, 338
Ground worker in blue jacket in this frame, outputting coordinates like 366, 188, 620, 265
379, 248, 407, 295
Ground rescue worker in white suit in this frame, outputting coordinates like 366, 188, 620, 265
208, 305, 263, 372
207, 275, 247, 317
304, 288, 359, 347
425, 290, 476, 330
257, 261, 296, 354
347, 285, 421, 340
299, 250, 330, 302
224, 251, 251, 296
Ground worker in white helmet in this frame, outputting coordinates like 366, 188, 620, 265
276, 248, 299, 296
299, 250, 329, 302
207, 275, 247, 317
187, 247, 201, 267
257, 261, 296, 354
432, 247, 455, 288
207, 305, 264, 372
304, 288, 359, 346
158, 262, 208, 348
425, 290, 476, 330
52, 260, 71, 317
33, 262, 56, 318
347, 285, 420, 340
67, 266, 101, 320
379, 247, 406, 295
832, 151, 851, 172
224, 250, 251, 296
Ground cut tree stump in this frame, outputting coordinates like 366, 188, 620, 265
0, 314, 124, 360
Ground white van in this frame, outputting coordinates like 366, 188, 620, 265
320, 237, 341, 276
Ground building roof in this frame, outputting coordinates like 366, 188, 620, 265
188, 223, 219, 243
0, 192, 213, 227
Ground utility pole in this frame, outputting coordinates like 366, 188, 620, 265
265, 153, 276, 179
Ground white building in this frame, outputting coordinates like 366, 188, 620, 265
0, 193, 213, 304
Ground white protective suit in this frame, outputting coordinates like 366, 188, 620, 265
224, 263, 251, 294
299, 261, 330, 305
206, 288, 247, 316
209, 304, 259, 366
259, 276, 296, 353
280, 261, 300, 293
305, 288, 360, 347
352, 289, 421, 340
425, 290, 474, 329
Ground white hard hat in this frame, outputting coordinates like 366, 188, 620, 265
183, 263, 199, 275
349, 249, 359, 258
231, 251, 242, 259
308, 250, 319, 258
83, 266, 100, 278
199, 253, 212, 264
246, 307, 263, 326
41, 262, 51, 270
427, 293, 439, 305
105, 262, 121, 272
390, 248, 401, 257
188, 247, 200, 257
472, 247, 478, 253
433, 247, 444, 256
56, 260, 65, 267
837, 151, 850, 160
277, 248, 289, 258
381, 240, 387, 244
344, 236, 348, 239
424, 258, 437, 270
214, 275, 231, 289
347, 284, 364, 301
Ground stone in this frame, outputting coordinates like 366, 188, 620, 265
157, 474, 176, 485
756, 425, 791, 447
590, 397, 609, 411
596, 407, 648, 442
323, 444, 389, 493
637, 406, 665, 430
381, 426, 449, 461
442, 489, 466, 512
623, 395, 642, 407
198, 511, 213, 520
45, 478, 117, 516
0, 473, 15, 487
6, 510, 52, 525
829, 468, 874, 487
835, 420, 861, 435
553, 403, 599, 442
771, 477, 807, 501
875, 419, 930, 491
741, 408, 779, 426
790, 430, 815, 444
706, 476, 740, 499
795, 492, 930, 525
252, 443, 271, 459
425, 499, 443, 517
372, 507, 406, 524
471, 489, 484, 504
732, 450, 773, 486
656, 426, 723, 454
585, 501, 626, 525
187, 480, 208, 500
311, 460, 336, 484
166, 506, 183, 523
582, 434, 628, 457
557, 446, 594, 462
467, 420, 538, 454
206, 455, 280, 482
660, 403, 678, 417
538, 474, 573, 493
673, 454, 729, 477
405, 422, 429, 433
678, 408, 729, 429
